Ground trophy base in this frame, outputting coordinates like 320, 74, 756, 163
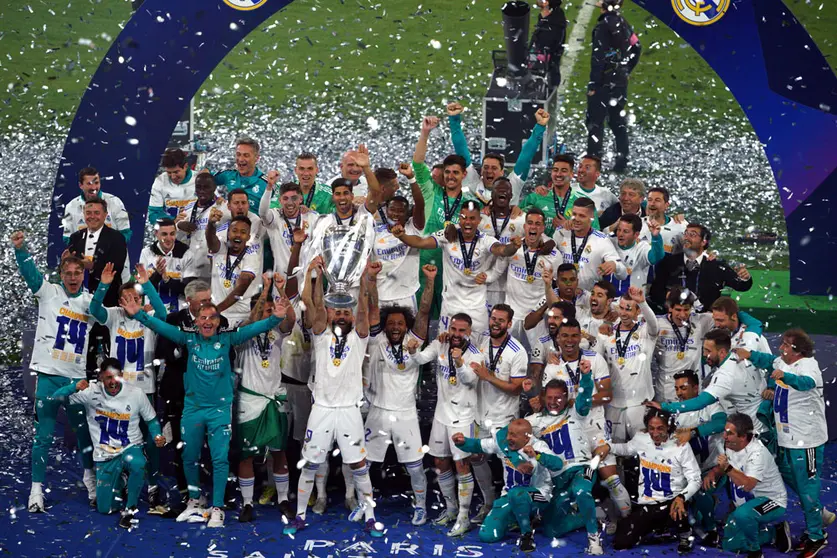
324, 292, 356, 309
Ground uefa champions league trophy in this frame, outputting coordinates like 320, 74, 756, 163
317, 213, 374, 308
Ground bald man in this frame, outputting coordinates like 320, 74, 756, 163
453, 418, 564, 553
325, 149, 369, 198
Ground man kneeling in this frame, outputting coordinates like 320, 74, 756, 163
52, 358, 165, 529
453, 419, 563, 553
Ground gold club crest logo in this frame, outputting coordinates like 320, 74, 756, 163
672, 0, 729, 26
223, 0, 268, 11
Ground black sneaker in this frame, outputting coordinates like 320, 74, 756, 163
612, 157, 628, 174
677, 533, 693, 554
519, 532, 535, 553
119, 507, 137, 529
795, 533, 828, 552
747, 551, 764, 558
702, 530, 720, 548
224, 482, 238, 511
799, 537, 828, 558
239, 504, 253, 523
147, 487, 163, 507
278, 500, 294, 521
776, 521, 792, 553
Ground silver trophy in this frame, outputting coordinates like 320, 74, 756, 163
316, 213, 374, 308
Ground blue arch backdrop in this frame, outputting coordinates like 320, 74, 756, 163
47, 0, 837, 295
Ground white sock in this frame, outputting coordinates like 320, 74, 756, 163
274, 473, 290, 504
437, 469, 458, 516
351, 464, 375, 521
314, 461, 328, 502
471, 460, 495, 507
83, 468, 96, 497
457, 472, 474, 519
602, 474, 631, 518
405, 460, 427, 510
297, 464, 318, 519
239, 476, 255, 506
31, 482, 43, 494
342, 462, 355, 499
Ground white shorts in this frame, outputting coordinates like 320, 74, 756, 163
428, 418, 476, 462
380, 295, 418, 314
605, 404, 647, 444
439, 308, 488, 341
302, 404, 367, 465
364, 406, 424, 464
285, 382, 313, 442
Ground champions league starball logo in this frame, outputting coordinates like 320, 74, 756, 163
222, 0, 269, 11
671, 0, 730, 26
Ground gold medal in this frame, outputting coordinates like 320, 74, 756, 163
397, 363, 406, 370
261, 359, 270, 368
526, 275, 534, 283
676, 351, 685, 360
223, 279, 232, 288
617, 357, 626, 366
632, 333, 639, 340
444, 220, 452, 228
463, 268, 472, 276
333, 358, 342, 367
449, 376, 457, 386
573, 263, 579, 270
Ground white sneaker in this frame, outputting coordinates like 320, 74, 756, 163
470, 503, 492, 525
28, 491, 44, 513
433, 510, 457, 527
411, 507, 427, 526
447, 515, 471, 537
312, 498, 327, 515
823, 507, 836, 527
587, 533, 604, 555
207, 507, 225, 528
348, 501, 365, 523
176, 498, 206, 523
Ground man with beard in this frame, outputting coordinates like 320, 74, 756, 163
411, 116, 481, 317
594, 408, 701, 554
527, 318, 632, 527
599, 178, 646, 231
393, 201, 520, 339
286, 258, 381, 537
650, 223, 752, 313
575, 156, 618, 215
408, 313, 484, 536
447, 101, 549, 205
577, 280, 617, 346
453, 418, 566, 553
177, 173, 226, 281
148, 148, 197, 225
14, 231, 96, 513
217, 188, 264, 256
736, 330, 831, 556
527, 299, 576, 385
596, 286, 659, 444
212, 137, 269, 211
608, 214, 664, 296
639, 187, 687, 255
362, 264, 436, 525
651, 329, 770, 445
468, 304, 528, 525
502, 209, 560, 342
523, 264, 590, 346
365, 164, 427, 311
206, 213, 261, 327
528, 375, 603, 555
521, 154, 600, 236
140, 218, 196, 312
292, 152, 334, 214
554, 197, 626, 291
62, 166, 132, 243
652, 288, 713, 403
700, 414, 791, 557
478, 177, 525, 310
259, 182, 319, 281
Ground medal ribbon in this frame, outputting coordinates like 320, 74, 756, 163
225, 249, 247, 284
523, 248, 539, 278
332, 332, 348, 362
553, 187, 571, 219
565, 360, 581, 387
335, 210, 356, 226
490, 210, 510, 239
488, 335, 510, 372
282, 212, 302, 237
458, 229, 478, 273
443, 192, 463, 224
391, 342, 405, 366
668, 316, 692, 355
570, 231, 591, 266
256, 332, 271, 361
614, 322, 641, 362
448, 345, 459, 382
377, 206, 392, 232
304, 186, 315, 208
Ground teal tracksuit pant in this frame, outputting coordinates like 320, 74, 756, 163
778, 445, 824, 542
479, 486, 549, 542
543, 466, 599, 537
32, 373, 94, 482
181, 403, 232, 508
95, 446, 147, 514
722, 497, 785, 553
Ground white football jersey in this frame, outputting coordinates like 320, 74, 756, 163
640, 216, 686, 254
209, 242, 262, 324
609, 240, 654, 294
260, 207, 319, 278
725, 439, 787, 508
478, 213, 526, 296
553, 228, 626, 291
237, 327, 285, 397
573, 185, 618, 214
68, 381, 157, 462
30, 282, 93, 379
372, 218, 422, 303
478, 434, 556, 499
611, 432, 701, 504
704, 355, 767, 434
771, 356, 827, 448
504, 245, 560, 320
476, 334, 527, 429
149, 171, 196, 220
464, 166, 525, 206
278, 297, 314, 384
96, 308, 158, 394
216, 211, 264, 254
652, 313, 714, 402
674, 400, 725, 472
414, 340, 481, 427
311, 328, 368, 408
139, 242, 196, 312
528, 408, 592, 471
433, 229, 500, 315
180, 199, 228, 279
366, 330, 423, 413
542, 350, 610, 441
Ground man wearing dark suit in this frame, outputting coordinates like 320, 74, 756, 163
66, 197, 128, 374
599, 177, 646, 231
650, 223, 753, 313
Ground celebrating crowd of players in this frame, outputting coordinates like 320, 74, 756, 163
14, 101, 831, 558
